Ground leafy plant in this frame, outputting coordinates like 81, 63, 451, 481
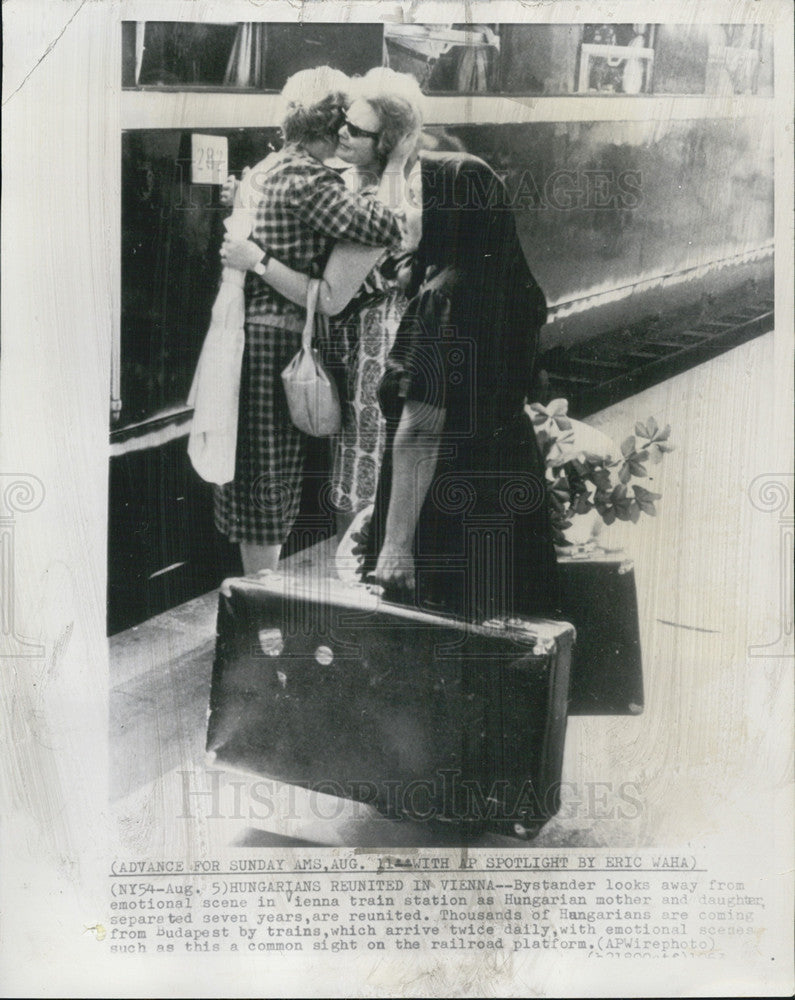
529, 402, 674, 546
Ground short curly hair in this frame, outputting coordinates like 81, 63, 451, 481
280, 66, 350, 146
354, 68, 426, 164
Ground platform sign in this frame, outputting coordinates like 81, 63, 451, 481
190, 133, 228, 185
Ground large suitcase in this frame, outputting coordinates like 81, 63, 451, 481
206, 571, 575, 838
557, 551, 644, 716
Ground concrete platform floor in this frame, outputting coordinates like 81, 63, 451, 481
110, 332, 791, 853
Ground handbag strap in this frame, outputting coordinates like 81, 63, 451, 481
302, 278, 321, 352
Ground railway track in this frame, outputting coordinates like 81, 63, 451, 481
536, 285, 775, 417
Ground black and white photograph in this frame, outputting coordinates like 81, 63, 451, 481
1, 1, 793, 996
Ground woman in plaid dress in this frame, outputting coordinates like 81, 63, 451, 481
216, 67, 405, 574
223, 69, 425, 538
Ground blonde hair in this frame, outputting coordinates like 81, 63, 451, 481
353, 67, 426, 163
279, 66, 350, 145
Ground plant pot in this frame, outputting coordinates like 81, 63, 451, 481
558, 507, 603, 550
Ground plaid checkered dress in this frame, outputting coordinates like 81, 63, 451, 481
214, 146, 402, 546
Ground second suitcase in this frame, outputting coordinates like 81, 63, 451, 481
207, 572, 575, 838
557, 550, 644, 716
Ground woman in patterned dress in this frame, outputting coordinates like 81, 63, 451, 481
325, 71, 425, 532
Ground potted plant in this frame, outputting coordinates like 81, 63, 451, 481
527, 399, 674, 551
337, 398, 674, 580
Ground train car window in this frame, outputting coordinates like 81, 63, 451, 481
122, 22, 244, 88
576, 25, 656, 95
383, 24, 502, 93
499, 25, 582, 94
654, 24, 770, 95
496, 23, 770, 96
260, 24, 384, 91
122, 22, 383, 90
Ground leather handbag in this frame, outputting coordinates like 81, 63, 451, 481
281, 278, 341, 437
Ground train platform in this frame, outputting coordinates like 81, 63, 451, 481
110, 329, 790, 853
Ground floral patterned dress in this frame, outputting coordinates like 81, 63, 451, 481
326, 165, 422, 515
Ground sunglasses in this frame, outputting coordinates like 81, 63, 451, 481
341, 115, 380, 141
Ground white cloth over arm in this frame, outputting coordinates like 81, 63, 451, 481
187, 161, 271, 485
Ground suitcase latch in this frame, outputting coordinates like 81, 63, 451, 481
258, 628, 284, 656
532, 636, 557, 657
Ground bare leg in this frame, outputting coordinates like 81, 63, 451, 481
240, 542, 281, 575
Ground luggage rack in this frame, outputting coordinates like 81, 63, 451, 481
537, 288, 774, 417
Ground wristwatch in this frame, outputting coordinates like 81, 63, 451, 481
252, 245, 271, 276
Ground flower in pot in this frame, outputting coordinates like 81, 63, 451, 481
527, 399, 674, 551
